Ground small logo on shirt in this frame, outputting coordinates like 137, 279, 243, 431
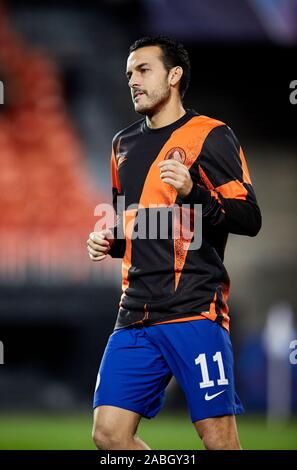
164, 147, 186, 164
204, 390, 226, 401
117, 154, 128, 168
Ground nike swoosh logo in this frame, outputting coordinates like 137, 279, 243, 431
204, 390, 226, 401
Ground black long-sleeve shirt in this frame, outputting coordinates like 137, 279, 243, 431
108, 109, 262, 331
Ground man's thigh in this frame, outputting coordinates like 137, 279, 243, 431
194, 414, 241, 450
93, 327, 172, 419
93, 405, 141, 438
145, 319, 244, 422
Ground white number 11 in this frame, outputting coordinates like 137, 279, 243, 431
195, 352, 229, 389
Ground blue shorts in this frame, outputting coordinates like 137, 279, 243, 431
93, 319, 244, 422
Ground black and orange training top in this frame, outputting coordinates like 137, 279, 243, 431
108, 109, 262, 332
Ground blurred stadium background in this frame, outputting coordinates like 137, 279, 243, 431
0, 0, 296, 450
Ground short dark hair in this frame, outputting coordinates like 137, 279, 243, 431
129, 35, 191, 99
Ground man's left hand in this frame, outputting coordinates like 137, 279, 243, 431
158, 159, 193, 198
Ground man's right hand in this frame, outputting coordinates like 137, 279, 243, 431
87, 229, 113, 261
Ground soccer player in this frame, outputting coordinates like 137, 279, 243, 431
87, 36, 262, 450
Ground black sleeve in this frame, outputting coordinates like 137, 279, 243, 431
108, 195, 126, 258
108, 140, 126, 258
181, 125, 262, 237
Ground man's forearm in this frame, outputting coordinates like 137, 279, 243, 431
181, 183, 262, 237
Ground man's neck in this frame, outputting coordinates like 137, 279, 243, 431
145, 101, 186, 129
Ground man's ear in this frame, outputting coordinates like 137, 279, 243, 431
169, 66, 183, 87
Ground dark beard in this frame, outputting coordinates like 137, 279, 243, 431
136, 87, 170, 117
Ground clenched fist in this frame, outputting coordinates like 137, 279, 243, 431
158, 159, 193, 198
87, 229, 113, 261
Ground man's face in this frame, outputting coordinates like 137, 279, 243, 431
126, 46, 171, 116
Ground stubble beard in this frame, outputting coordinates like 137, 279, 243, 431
134, 84, 171, 117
